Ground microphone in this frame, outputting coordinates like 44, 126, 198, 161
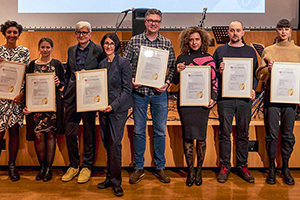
202, 7, 207, 19
121, 8, 135, 13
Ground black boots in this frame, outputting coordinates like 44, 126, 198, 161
43, 166, 53, 182
36, 166, 46, 180
8, 161, 20, 181
282, 159, 294, 185
186, 168, 195, 187
266, 159, 276, 184
195, 167, 202, 186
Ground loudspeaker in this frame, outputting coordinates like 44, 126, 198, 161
132, 8, 148, 36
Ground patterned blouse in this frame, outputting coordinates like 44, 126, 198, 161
32, 61, 57, 133
0, 45, 30, 132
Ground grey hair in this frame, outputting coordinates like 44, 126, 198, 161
75, 21, 92, 32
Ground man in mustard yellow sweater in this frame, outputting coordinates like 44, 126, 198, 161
256, 19, 300, 186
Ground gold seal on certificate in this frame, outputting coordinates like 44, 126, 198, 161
94, 95, 101, 102
135, 46, 169, 88
8, 86, 14, 93
222, 57, 253, 98
180, 66, 211, 106
26, 73, 56, 112
76, 69, 108, 112
0, 61, 26, 100
270, 62, 300, 104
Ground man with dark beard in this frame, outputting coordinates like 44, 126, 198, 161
213, 21, 258, 183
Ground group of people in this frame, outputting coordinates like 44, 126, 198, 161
0, 7, 299, 197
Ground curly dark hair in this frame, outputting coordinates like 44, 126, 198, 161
0, 20, 23, 36
179, 26, 211, 54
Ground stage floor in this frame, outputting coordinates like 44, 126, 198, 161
0, 168, 299, 199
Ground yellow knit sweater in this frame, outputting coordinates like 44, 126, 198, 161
256, 40, 300, 82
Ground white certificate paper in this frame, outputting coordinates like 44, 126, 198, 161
76, 69, 108, 112
135, 46, 169, 88
26, 73, 56, 112
271, 62, 300, 104
222, 57, 253, 98
0, 61, 26, 100
180, 66, 211, 106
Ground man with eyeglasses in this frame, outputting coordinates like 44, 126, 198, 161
124, 8, 176, 184
62, 21, 104, 184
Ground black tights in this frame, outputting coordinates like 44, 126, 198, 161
183, 139, 206, 172
34, 131, 56, 167
0, 124, 20, 163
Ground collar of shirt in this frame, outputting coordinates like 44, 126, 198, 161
142, 31, 163, 42
77, 40, 91, 51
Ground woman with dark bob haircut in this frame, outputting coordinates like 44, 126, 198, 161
172, 26, 218, 187
0, 20, 30, 181
23, 37, 65, 182
97, 33, 132, 197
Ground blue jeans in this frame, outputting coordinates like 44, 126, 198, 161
133, 91, 168, 170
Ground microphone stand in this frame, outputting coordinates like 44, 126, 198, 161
114, 11, 130, 34
198, 8, 207, 28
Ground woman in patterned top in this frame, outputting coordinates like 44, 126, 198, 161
0, 20, 30, 181
23, 38, 64, 182
172, 26, 218, 187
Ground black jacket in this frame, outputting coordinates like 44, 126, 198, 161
98, 55, 132, 113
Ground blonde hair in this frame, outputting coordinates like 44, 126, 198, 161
75, 21, 92, 32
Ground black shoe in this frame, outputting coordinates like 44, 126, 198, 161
154, 169, 171, 183
186, 168, 195, 187
195, 167, 202, 186
217, 164, 230, 183
36, 166, 46, 181
98, 178, 111, 189
129, 169, 145, 184
282, 168, 295, 185
8, 161, 20, 181
237, 165, 254, 183
266, 165, 276, 185
43, 166, 52, 182
112, 186, 123, 197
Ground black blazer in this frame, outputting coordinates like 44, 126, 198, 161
98, 55, 132, 113
64, 41, 104, 119
25, 58, 65, 141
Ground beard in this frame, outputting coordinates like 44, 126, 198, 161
230, 36, 241, 43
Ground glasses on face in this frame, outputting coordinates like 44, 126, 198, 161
146, 19, 162, 24
104, 42, 115, 47
75, 31, 90, 36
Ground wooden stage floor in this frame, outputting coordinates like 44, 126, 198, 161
1, 168, 300, 200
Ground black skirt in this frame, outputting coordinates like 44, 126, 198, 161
178, 102, 210, 140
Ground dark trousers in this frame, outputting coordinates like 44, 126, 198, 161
65, 110, 96, 169
99, 110, 127, 187
218, 99, 252, 168
264, 104, 296, 160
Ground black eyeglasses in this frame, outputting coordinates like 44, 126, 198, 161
104, 42, 115, 47
146, 19, 162, 24
75, 31, 90, 36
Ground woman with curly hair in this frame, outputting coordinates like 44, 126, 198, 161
172, 26, 217, 187
0, 20, 30, 181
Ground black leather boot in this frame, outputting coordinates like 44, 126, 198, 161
43, 166, 53, 182
36, 165, 46, 181
282, 159, 294, 185
8, 161, 20, 181
266, 159, 276, 184
186, 168, 195, 187
195, 167, 202, 186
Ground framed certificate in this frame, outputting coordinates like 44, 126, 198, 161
26, 73, 56, 112
76, 69, 108, 112
222, 57, 253, 98
270, 62, 300, 104
0, 61, 26, 100
180, 66, 211, 106
135, 45, 169, 88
